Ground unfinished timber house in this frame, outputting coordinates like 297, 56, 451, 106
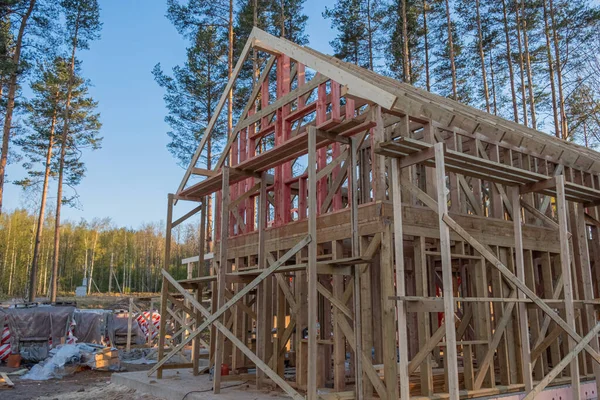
151, 28, 600, 400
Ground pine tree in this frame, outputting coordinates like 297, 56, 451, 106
0, 0, 36, 215
429, 0, 471, 103
324, 0, 384, 69
14, 57, 71, 301
47, 0, 101, 303
386, 0, 424, 84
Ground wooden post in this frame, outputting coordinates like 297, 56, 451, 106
159, 191, 175, 378
307, 126, 318, 400
157, 275, 169, 379
556, 174, 580, 399
332, 240, 346, 391
391, 156, 410, 399
434, 142, 460, 399
257, 173, 268, 387
213, 166, 230, 394
126, 297, 133, 353
573, 202, 600, 394
192, 284, 202, 375
511, 187, 533, 392
414, 236, 434, 395
349, 136, 364, 399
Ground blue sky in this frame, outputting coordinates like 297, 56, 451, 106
4, 0, 335, 228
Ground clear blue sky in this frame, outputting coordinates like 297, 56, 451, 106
4, 0, 335, 228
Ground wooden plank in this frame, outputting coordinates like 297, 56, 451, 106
251, 28, 397, 109
414, 236, 434, 395
307, 126, 318, 400
434, 142, 460, 400
556, 174, 581, 399
0, 372, 14, 388
391, 156, 410, 399
213, 165, 230, 394
511, 187, 533, 392
172, 204, 203, 228
336, 315, 388, 398
177, 38, 253, 194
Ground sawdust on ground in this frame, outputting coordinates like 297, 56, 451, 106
34, 382, 163, 400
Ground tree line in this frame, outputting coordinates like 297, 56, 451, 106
0, 0, 102, 301
0, 208, 199, 298
2, 0, 600, 299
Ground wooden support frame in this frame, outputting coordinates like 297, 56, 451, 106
162, 28, 600, 400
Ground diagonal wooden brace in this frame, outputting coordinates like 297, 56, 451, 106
523, 322, 600, 400
148, 235, 311, 377
153, 267, 306, 400
442, 213, 600, 365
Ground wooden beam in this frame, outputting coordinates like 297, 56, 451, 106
512, 187, 533, 392
307, 126, 318, 400
391, 156, 410, 399
251, 28, 397, 110
556, 174, 580, 399
435, 143, 460, 400
177, 37, 254, 195
172, 204, 203, 229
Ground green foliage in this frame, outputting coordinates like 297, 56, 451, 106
0, 209, 198, 297
153, 26, 228, 168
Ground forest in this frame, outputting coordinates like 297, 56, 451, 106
1, 0, 600, 300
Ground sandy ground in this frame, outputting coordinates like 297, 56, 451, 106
2, 363, 162, 400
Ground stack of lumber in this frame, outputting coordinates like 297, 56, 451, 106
89, 347, 120, 371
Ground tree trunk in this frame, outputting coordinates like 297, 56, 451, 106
109, 251, 114, 293
521, 0, 537, 129
87, 232, 98, 294
542, 0, 560, 138
549, 0, 567, 139
489, 50, 498, 115
228, 0, 233, 142
0, 0, 36, 214
402, 0, 410, 82
28, 94, 59, 301
423, 0, 430, 91
444, 0, 457, 100
501, 0, 518, 122
514, 0, 528, 126
50, 9, 81, 303
367, 0, 373, 70
475, 0, 490, 113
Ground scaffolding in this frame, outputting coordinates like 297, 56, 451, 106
149, 28, 600, 400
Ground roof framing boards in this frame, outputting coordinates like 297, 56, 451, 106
176, 28, 600, 198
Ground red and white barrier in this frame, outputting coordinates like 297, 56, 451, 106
136, 311, 160, 340
0, 343, 10, 361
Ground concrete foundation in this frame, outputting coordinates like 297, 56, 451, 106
111, 367, 291, 400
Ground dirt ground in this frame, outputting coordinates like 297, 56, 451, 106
2, 363, 162, 400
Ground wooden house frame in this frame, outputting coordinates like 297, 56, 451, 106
149, 28, 600, 400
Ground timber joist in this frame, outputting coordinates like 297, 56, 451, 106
376, 137, 600, 204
